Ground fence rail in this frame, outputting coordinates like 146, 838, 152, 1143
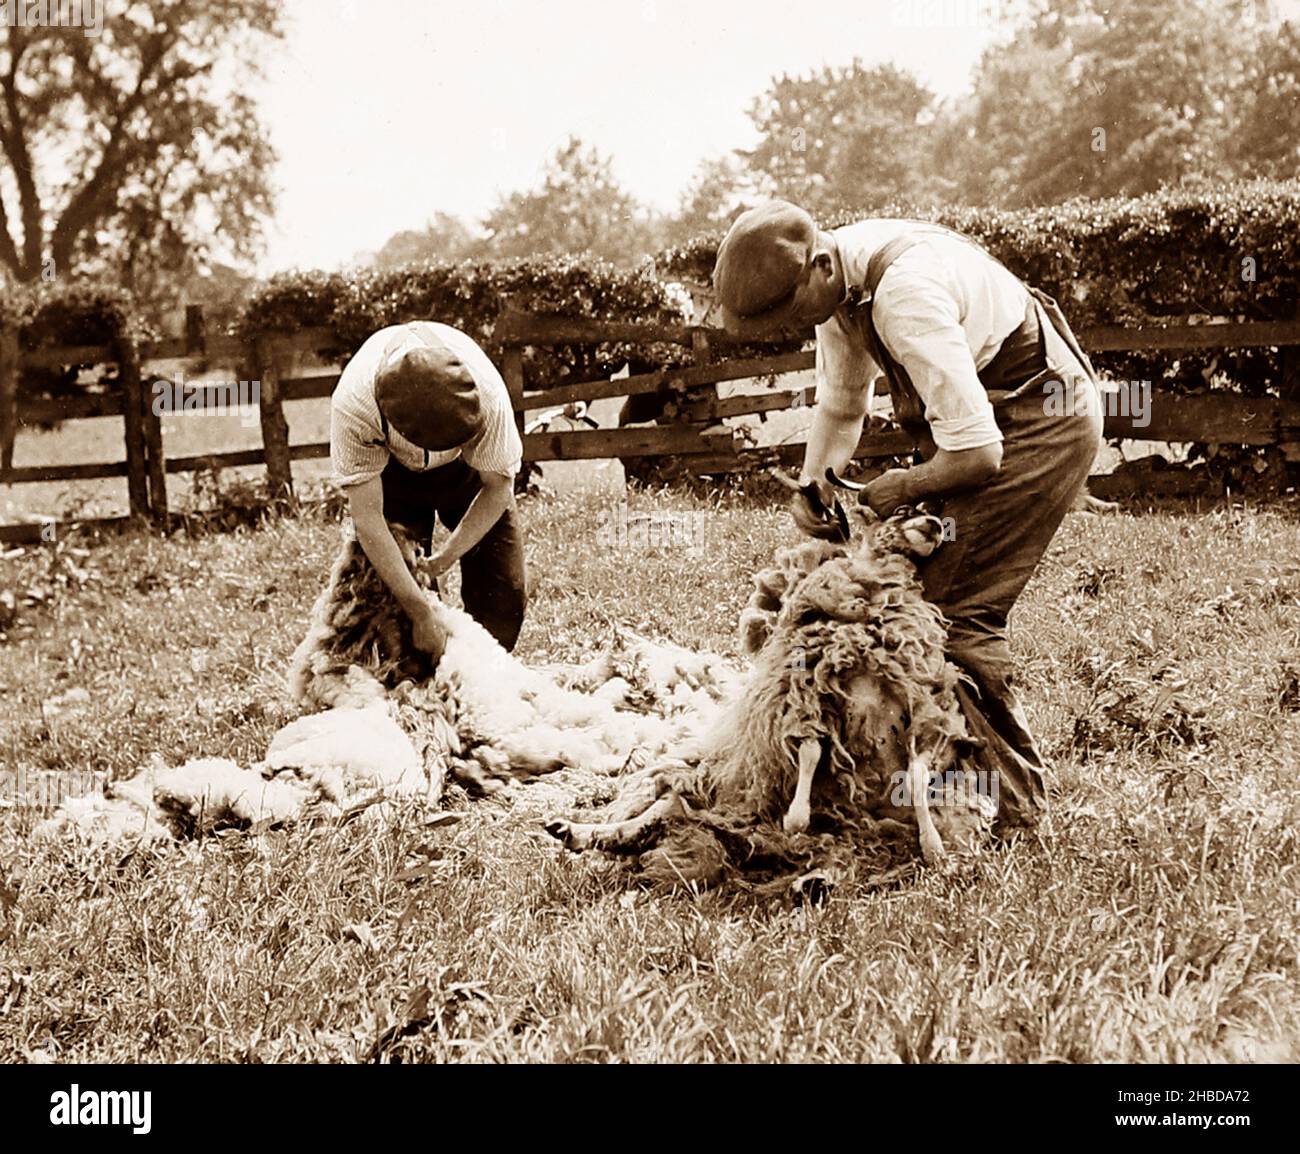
3, 308, 1300, 543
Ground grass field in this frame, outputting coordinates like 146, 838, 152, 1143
1, 486, 1298, 1063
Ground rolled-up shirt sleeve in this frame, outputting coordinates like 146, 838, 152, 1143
873, 266, 1003, 452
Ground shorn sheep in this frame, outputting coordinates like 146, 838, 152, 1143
546, 504, 998, 893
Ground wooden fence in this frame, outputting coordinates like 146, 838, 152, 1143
3, 305, 1300, 543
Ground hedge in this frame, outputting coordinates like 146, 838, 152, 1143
13, 181, 1297, 413
239, 255, 694, 392
0, 280, 152, 413
657, 179, 1300, 397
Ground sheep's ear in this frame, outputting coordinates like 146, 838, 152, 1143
793, 540, 839, 573
739, 608, 772, 656
753, 566, 787, 605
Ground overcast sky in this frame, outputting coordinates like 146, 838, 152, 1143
254, 0, 1015, 272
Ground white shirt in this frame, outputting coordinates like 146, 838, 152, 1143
816, 220, 1032, 452
330, 321, 523, 489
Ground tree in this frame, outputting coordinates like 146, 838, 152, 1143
0, 0, 283, 293
741, 60, 943, 215
1222, 16, 1300, 180
948, 0, 1300, 206
661, 156, 755, 248
373, 212, 482, 268
480, 136, 660, 265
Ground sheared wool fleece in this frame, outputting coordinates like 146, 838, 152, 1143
287, 524, 739, 788
37, 524, 742, 847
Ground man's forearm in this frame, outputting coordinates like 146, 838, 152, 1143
802, 403, 866, 485
440, 479, 513, 564
901, 445, 1003, 500
354, 516, 431, 617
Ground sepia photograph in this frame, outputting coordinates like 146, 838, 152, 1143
0, 0, 1296, 1121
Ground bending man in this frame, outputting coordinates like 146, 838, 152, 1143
713, 202, 1104, 829
330, 320, 527, 656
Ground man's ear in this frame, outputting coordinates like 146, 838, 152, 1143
810, 248, 836, 276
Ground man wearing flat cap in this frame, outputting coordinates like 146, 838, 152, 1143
330, 320, 526, 655
713, 200, 1104, 830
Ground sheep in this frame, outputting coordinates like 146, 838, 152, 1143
545, 505, 997, 893
36, 507, 994, 889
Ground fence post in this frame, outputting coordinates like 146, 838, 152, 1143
254, 334, 293, 500
185, 305, 206, 357
121, 334, 166, 524
118, 333, 152, 521
691, 327, 712, 368
502, 348, 526, 440
686, 326, 723, 472
496, 302, 527, 442
1281, 301, 1300, 396
502, 345, 528, 493
0, 329, 18, 473
1281, 302, 1300, 467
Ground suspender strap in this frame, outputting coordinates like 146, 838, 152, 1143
857, 233, 935, 439
866, 223, 1100, 383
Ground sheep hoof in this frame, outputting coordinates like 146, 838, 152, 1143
919, 828, 949, 868
791, 869, 834, 905
782, 802, 811, 835
544, 818, 590, 851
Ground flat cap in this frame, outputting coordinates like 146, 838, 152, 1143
374, 341, 484, 452
713, 200, 817, 335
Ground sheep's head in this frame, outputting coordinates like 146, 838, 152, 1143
767, 467, 945, 559
816, 466, 945, 560
385, 526, 442, 592
865, 505, 946, 559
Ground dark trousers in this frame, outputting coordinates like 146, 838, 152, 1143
380, 457, 528, 651
914, 303, 1104, 829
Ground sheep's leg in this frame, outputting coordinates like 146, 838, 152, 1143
546, 794, 683, 855
783, 738, 822, 835
545, 759, 698, 852
907, 739, 947, 866
591, 769, 664, 826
